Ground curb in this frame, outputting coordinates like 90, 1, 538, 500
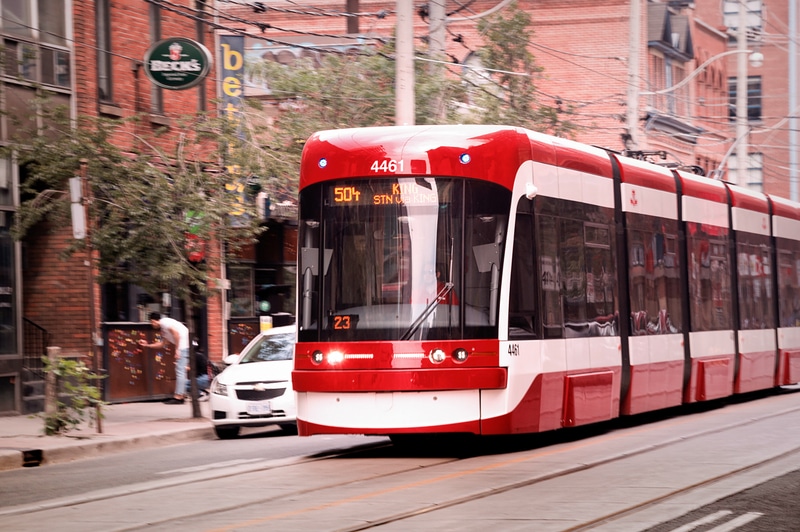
0, 425, 214, 471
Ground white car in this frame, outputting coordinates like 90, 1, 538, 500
209, 325, 296, 439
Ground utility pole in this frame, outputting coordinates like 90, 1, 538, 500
81, 159, 102, 433
626, 0, 641, 150
735, 0, 749, 186
790, 0, 798, 201
428, 1, 446, 59
395, 0, 415, 125
428, 1, 447, 121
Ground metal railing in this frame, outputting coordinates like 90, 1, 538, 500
23, 317, 49, 380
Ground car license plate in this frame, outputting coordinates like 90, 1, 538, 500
246, 402, 272, 415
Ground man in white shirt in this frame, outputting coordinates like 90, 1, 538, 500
139, 312, 190, 404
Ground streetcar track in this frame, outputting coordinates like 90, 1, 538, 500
132, 392, 800, 531
7, 390, 800, 531
563, 445, 800, 531
0, 440, 395, 519
335, 402, 800, 531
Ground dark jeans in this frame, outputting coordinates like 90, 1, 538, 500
187, 373, 210, 393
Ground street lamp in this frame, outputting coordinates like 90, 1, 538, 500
627, 47, 762, 182
638, 49, 763, 96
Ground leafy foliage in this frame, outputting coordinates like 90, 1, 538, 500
41, 356, 105, 436
471, 2, 576, 136
245, 2, 576, 181
11, 2, 576, 309
10, 105, 266, 304
245, 42, 467, 185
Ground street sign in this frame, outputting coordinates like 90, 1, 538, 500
143, 37, 212, 90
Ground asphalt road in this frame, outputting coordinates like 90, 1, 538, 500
2, 390, 800, 531
645, 468, 800, 532
0, 426, 387, 509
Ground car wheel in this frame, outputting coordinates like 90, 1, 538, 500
279, 423, 298, 435
214, 425, 240, 439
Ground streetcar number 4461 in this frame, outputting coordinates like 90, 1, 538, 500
370, 159, 404, 173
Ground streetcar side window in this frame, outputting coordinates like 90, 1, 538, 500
534, 196, 618, 339
736, 232, 775, 330
463, 181, 509, 335
509, 199, 537, 339
537, 212, 563, 338
298, 183, 323, 340
626, 213, 682, 335
686, 222, 733, 332
776, 239, 800, 327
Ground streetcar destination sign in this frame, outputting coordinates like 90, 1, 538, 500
329, 181, 438, 207
144, 37, 212, 90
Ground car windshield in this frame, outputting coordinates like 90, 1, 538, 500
238, 333, 294, 364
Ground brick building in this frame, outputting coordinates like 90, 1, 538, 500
3, 1, 792, 413
220, 0, 791, 189
714, 0, 797, 199
2, 0, 224, 413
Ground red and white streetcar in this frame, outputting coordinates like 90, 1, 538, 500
291, 125, 800, 437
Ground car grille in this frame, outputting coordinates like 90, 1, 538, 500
236, 388, 286, 401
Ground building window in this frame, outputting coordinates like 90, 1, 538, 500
647, 53, 689, 117
728, 76, 761, 122
1, 0, 67, 43
0, 210, 17, 355
1, 0, 69, 89
728, 152, 763, 191
1, 0, 32, 38
96, 0, 112, 101
229, 266, 254, 317
723, 0, 763, 41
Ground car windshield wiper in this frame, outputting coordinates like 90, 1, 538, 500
400, 282, 454, 341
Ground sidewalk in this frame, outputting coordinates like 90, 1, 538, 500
0, 399, 214, 471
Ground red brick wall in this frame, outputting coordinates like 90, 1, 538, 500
22, 223, 93, 360
225, 0, 788, 194
23, 1, 219, 361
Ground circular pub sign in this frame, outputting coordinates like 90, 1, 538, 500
144, 37, 212, 90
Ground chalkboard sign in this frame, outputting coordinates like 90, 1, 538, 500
228, 319, 259, 355
103, 323, 176, 402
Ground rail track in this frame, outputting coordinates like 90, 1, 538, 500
4, 387, 800, 532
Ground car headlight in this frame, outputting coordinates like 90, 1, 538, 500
211, 379, 228, 396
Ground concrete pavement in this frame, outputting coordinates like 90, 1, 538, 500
0, 399, 214, 471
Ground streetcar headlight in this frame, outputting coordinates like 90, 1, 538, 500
429, 348, 446, 364
318, 158, 328, 168
327, 350, 344, 364
452, 348, 468, 363
311, 350, 324, 365
459, 153, 471, 164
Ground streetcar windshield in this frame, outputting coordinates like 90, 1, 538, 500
298, 178, 510, 342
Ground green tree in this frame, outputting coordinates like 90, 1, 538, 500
9, 101, 268, 418
245, 3, 576, 183
12, 107, 265, 299
470, 1, 576, 137
245, 42, 466, 185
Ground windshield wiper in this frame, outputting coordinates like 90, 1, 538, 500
400, 282, 454, 341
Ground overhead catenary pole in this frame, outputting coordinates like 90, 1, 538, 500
81, 159, 102, 434
428, 1, 446, 59
790, 0, 798, 201
735, 0, 749, 186
626, 0, 641, 150
428, 1, 447, 121
395, 0, 415, 125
